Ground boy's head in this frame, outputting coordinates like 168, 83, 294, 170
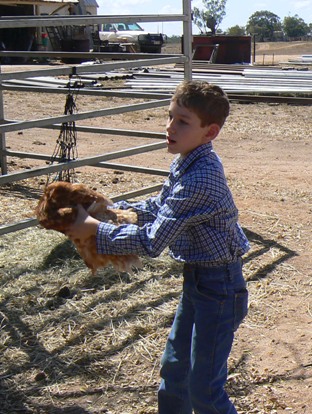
172, 81, 230, 128
166, 81, 229, 156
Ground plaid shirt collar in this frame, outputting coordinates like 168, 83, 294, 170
171, 142, 214, 177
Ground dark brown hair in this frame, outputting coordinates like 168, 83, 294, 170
172, 81, 230, 127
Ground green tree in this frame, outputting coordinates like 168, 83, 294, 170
246, 10, 282, 41
226, 25, 246, 36
283, 15, 309, 39
166, 35, 182, 43
193, 0, 227, 35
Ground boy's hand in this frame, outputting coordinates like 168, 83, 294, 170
66, 204, 100, 240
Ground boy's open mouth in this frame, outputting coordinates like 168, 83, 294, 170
167, 136, 176, 144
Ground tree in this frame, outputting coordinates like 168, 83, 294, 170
246, 10, 282, 41
226, 25, 246, 36
283, 15, 309, 39
193, 0, 227, 35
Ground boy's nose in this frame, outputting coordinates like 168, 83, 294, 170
166, 119, 175, 133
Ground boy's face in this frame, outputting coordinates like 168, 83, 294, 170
166, 101, 220, 157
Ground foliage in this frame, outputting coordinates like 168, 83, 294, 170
283, 15, 309, 39
226, 25, 246, 36
166, 35, 182, 43
193, 0, 227, 35
190, 4, 310, 41
246, 10, 282, 41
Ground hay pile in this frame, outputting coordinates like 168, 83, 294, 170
1, 210, 310, 413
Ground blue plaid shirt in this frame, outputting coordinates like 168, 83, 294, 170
96, 143, 250, 265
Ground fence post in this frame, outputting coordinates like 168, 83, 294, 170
0, 65, 8, 175
182, 0, 192, 81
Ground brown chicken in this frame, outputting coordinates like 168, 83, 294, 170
35, 181, 141, 274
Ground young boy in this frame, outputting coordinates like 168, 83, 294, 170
68, 81, 250, 413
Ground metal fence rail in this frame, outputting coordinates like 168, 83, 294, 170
0, 13, 187, 28
0, 142, 168, 186
0, 98, 171, 135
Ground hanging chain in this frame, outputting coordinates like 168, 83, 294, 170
47, 78, 83, 184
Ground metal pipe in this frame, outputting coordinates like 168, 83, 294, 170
1, 85, 172, 99
0, 65, 7, 175
0, 14, 188, 29
0, 99, 171, 134
0, 141, 167, 186
182, 0, 193, 80
0, 182, 165, 235
0, 57, 186, 81
0, 51, 183, 60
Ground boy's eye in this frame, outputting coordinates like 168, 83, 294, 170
167, 114, 188, 125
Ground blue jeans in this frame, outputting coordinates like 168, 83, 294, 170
158, 259, 248, 414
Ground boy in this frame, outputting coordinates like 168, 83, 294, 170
68, 81, 250, 413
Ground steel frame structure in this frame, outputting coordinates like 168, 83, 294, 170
0, 1, 193, 235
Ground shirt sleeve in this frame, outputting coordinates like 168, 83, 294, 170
112, 180, 170, 226
96, 178, 217, 257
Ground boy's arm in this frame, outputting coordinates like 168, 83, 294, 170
68, 176, 226, 260
67, 186, 165, 243
66, 193, 165, 244
67, 185, 190, 257
113, 183, 168, 225
95, 180, 216, 258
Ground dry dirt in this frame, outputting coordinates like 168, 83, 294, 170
0, 42, 311, 413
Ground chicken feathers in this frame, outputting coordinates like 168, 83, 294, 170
35, 181, 141, 274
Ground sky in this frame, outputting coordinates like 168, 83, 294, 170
97, 0, 312, 36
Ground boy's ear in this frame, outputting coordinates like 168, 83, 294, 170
204, 123, 220, 142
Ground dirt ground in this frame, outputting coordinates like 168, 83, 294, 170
0, 42, 311, 413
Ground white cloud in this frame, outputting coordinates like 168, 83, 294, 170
293, 0, 312, 9
97, 0, 152, 15
158, 4, 182, 14
191, 0, 204, 9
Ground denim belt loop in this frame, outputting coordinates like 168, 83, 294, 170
226, 257, 243, 281
228, 264, 236, 282
226, 265, 234, 282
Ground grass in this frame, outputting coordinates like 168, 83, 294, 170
0, 219, 305, 413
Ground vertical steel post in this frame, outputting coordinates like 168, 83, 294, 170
182, 0, 192, 80
0, 65, 7, 175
